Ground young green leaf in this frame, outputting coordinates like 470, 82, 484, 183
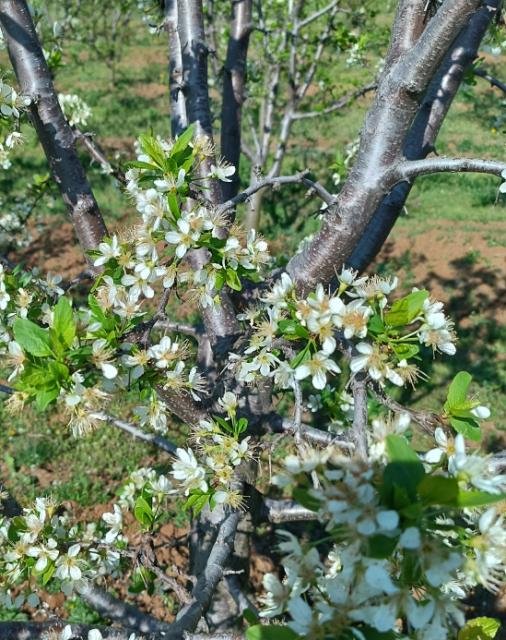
53, 297, 76, 348
445, 371, 472, 411
13, 318, 53, 357
385, 290, 428, 327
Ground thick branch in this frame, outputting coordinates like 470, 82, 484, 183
168, 509, 241, 637
348, 0, 501, 271
220, 0, 253, 201
286, 0, 484, 294
165, 0, 189, 136
0, 0, 107, 262
79, 583, 170, 634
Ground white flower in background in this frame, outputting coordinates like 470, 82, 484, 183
330, 297, 371, 339
102, 505, 123, 543
148, 336, 182, 369
6, 341, 25, 380
58, 93, 92, 127
171, 448, 207, 495
294, 351, 341, 390
499, 168, 506, 193
210, 161, 235, 182
5, 131, 22, 149
470, 405, 491, 419
218, 391, 238, 416
336, 266, 368, 291
154, 167, 186, 192
92, 339, 118, 379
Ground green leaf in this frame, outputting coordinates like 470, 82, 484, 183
385, 290, 429, 327
457, 491, 506, 508
417, 475, 459, 506
139, 134, 166, 168
13, 318, 53, 357
293, 487, 321, 512
53, 297, 76, 348
458, 617, 501, 640
446, 371, 472, 411
225, 268, 242, 291
170, 123, 195, 157
278, 319, 309, 340
246, 625, 300, 640
392, 342, 420, 361
367, 534, 398, 559
450, 415, 481, 441
367, 313, 385, 335
134, 496, 153, 527
383, 435, 425, 505
35, 388, 60, 411
41, 562, 56, 586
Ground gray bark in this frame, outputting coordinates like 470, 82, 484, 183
0, 0, 107, 261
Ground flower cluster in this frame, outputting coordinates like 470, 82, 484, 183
232, 268, 456, 393
0, 497, 123, 608
0, 76, 29, 169
58, 93, 92, 127
170, 392, 254, 511
259, 429, 505, 639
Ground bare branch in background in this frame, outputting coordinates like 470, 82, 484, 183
73, 128, 126, 185
474, 65, 506, 94
0, 0, 108, 263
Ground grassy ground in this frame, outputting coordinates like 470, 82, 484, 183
0, 6, 505, 591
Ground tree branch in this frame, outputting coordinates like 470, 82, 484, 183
0, 0, 108, 264
393, 156, 506, 181
78, 583, 170, 634
100, 413, 178, 454
348, 0, 501, 272
73, 128, 126, 185
165, 0, 189, 136
220, 0, 253, 201
291, 83, 377, 120
217, 170, 312, 214
296, 0, 340, 31
262, 498, 318, 523
286, 0, 485, 294
167, 509, 241, 637
351, 374, 368, 460
474, 65, 506, 94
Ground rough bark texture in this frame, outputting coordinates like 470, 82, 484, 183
0, 0, 107, 260
166, 0, 189, 136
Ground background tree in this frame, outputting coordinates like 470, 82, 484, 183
0, 1, 505, 639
